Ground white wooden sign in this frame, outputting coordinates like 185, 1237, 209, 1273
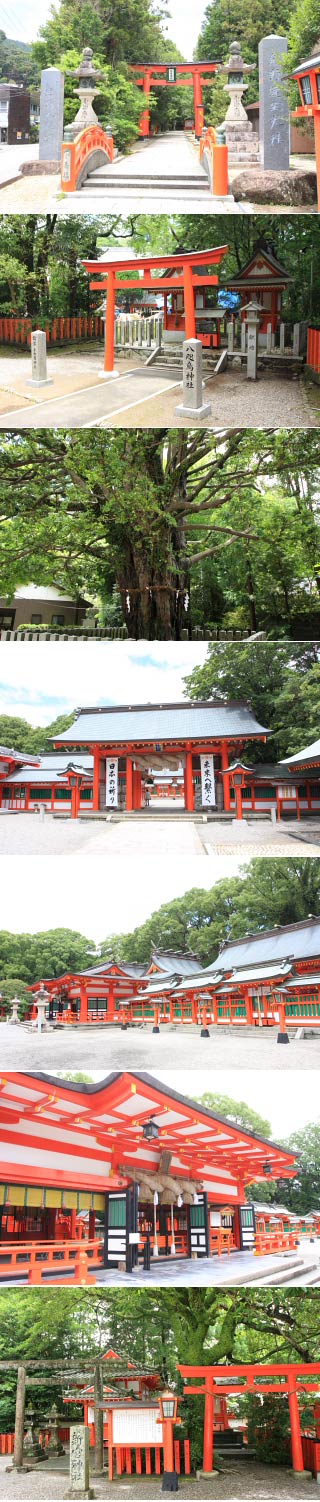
106, 757, 118, 807
112, 1407, 162, 1444
200, 754, 215, 807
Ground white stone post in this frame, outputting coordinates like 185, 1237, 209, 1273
176, 338, 212, 420
28, 330, 52, 388
227, 320, 234, 352
266, 322, 272, 353
64, 1426, 95, 1500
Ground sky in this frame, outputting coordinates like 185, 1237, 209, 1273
0, 852, 243, 941
2, 0, 206, 55
0, 642, 208, 728
68, 1069, 320, 1137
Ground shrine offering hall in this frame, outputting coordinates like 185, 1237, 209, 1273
0, 1072, 297, 1281
25, 915, 320, 1038
2, 704, 320, 820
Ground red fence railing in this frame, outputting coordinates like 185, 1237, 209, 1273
0, 315, 104, 347
307, 327, 320, 373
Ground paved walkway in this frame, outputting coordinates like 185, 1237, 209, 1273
0, 355, 317, 428
1, 1457, 317, 1501
0, 812, 319, 856
1, 1020, 319, 1070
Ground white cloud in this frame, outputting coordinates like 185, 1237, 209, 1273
6, 0, 207, 51
0, 642, 208, 726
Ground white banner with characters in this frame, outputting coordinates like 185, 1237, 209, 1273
106, 757, 118, 807
200, 754, 215, 807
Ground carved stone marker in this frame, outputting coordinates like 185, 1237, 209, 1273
243, 301, 261, 380
266, 323, 272, 353
39, 67, 64, 165
227, 320, 234, 352
258, 35, 290, 171
64, 1426, 95, 1500
28, 330, 52, 388
241, 321, 246, 353
176, 338, 212, 420
280, 321, 285, 352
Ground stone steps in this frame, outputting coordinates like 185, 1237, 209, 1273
256, 1258, 320, 1287
85, 171, 209, 192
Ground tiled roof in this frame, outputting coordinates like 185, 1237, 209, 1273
208, 917, 320, 973
54, 700, 269, 745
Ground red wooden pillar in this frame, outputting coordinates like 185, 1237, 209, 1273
89, 1209, 96, 1238
25, 786, 30, 812
79, 982, 88, 1024
235, 785, 242, 820
183, 262, 196, 340
244, 988, 253, 1025
203, 1381, 214, 1472
126, 756, 133, 810
71, 784, 78, 820
107, 981, 115, 1022
139, 70, 152, 136
70, 1208, 77, 1238
104, 269, 116, 372
193, 70, 204, 137
288, 1382, 304, 1472
221, 741, 230, 810
93, 750, 100, 812
185, 750, 194, 812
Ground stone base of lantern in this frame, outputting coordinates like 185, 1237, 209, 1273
223, 120, 260, 165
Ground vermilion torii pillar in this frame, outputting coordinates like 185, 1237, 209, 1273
83, 245, 228, 375
178, 1363, 320, 1476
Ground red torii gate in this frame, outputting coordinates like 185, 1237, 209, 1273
178, 1362, 320, 1476
130, 62, 220, 139
83, 245, 228, 373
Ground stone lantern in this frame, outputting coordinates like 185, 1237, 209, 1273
34, 983, 50, 1032
9, 996, 21, 1024
219, 40, 260, 164
69, 46, 104, 139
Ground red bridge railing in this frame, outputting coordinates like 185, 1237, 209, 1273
61, 125, 114, 192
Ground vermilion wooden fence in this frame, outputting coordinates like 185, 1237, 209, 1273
0, 316, 104, 347
307, 326, 320, 373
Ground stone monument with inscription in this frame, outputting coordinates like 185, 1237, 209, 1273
176, 338, 212, 420
64, 1426, 95, 1500
28, 331, 52, 388
243, 301, 262, 380
258, 35, 290, 170
39, 67, 64, 166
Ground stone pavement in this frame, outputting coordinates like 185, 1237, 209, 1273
0, 352, 318, 429
1, 1020, 320, 1071
0, 812, 319, 856
0, 1457, 318, 1499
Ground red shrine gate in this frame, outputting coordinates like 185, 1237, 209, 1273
178, 1363, 320, 1476
130, 62, 220, 139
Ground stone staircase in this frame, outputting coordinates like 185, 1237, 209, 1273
82, 168, 210, 196
141, 346, 220, 379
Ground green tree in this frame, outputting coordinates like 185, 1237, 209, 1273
251, 1123, 320, 1214
197, 1092, 271, 1138
184, 642, 320, 761
0, 929, 97, 984
0, 712, 76, 755
1, 427, 320, 638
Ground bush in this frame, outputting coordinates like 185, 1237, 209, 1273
247, 1394, 291, 1465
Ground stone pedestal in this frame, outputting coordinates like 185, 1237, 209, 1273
39, 67, 64, 165
28, 331, 52, 388
64, 1427, 95, 1500
258, 34, 290, 170
176, 339, 212, 420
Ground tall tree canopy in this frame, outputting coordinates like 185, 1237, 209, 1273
1, 859, 319, 981
1, 428, 320, 638
184, 641, 320, 760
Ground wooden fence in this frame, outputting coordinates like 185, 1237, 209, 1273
0, 315, 104, 347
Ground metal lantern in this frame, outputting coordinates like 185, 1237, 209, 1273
142, 1118, 160, 1141
159, 1389, 178, 1422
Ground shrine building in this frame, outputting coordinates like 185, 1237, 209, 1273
52, 698, 269, 814
227, 238, 291, 340
26, 915, 320, 1038
0, 1071, 297, 1279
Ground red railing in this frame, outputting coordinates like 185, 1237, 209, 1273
0, 1429, 70, 1455
302, 1434, 320, 1476
61, 125, 114, 193
114, 1439, 190, 1476
0, 1238, 103, 1284
307, 327, 320, 374
0, 315, 103, 348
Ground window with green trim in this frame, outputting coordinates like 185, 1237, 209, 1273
55, 787, 72, 800
254, 786, 276, 798
190, 1203, 205, 1228
109, 1196, 126, 1228
29, 787, 49, 799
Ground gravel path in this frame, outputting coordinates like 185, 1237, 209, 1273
0, 813, 318, 857
1, 1021, 320, 1071
0, 1458, 318, 1499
